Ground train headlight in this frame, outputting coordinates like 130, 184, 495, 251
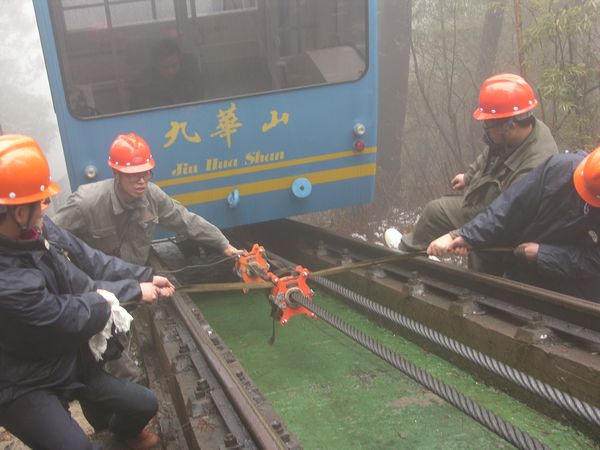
84, 165, 98, 180
353, 123, 366, 137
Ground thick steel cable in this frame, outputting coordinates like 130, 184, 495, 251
290, 292, 548, 450
266, 252, 600, 427
312, 275, 600, 429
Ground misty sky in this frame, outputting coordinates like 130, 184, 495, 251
0, 0, 69, 204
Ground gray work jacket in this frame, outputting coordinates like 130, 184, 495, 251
461, 118, 558, 221
52, 179, 229, 265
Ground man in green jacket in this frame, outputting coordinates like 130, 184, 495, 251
395, 73, 558, 274
52, 133, 239, 382
52, 133, 239, 266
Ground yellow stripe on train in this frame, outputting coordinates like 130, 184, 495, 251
156, 147, 377, 188
172, 163, 377, 206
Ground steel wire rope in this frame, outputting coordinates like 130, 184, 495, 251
311, 275, 600, 429
289, 291, 548, 450
157, 255, 238, 274
264, 251, 600, 429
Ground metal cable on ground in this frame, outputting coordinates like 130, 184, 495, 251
157, 254, 238, 275
312, 275, 600, 429
289, 292, 548, 450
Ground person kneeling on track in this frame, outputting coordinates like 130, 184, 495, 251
428, 147, 600, 302
0, 135, 174, 449
396, 73, 558, 275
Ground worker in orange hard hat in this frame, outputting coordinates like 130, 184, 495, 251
0, 134, 175, 449
53, 132, 239, 267
0, 134, 60, 239
386, 73, 558, 275
52, 132, 238, 382
428, 146, 600, 302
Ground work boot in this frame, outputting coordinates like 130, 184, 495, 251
125, 428, 160, 450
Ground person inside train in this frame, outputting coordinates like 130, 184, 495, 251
130, 38, 204, 110
427, 146, 600, 302
388, 73, 558, 275
0, 134, 174, 449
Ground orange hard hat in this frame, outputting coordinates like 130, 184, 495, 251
473, 73, 537, 121
573, 147, 600, 207
0, 135, 60, 206
108, 133, 155, 173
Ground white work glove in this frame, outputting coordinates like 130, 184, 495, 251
88, 290, 134, 361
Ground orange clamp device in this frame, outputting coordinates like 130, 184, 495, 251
235, 244, 270, 292
268, 266, 317, 326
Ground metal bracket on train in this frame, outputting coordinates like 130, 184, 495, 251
268, 266, 317, 326
235, 244, 270, 293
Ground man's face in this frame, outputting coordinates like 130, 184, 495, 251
15, 200, 45, 233
116, 170, 152, 201
36, 198, 51, 228
157, 54, 181, 78
482, 118, 513, 145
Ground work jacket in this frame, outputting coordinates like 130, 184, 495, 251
52, 179, 229, 265
461, 118, 558, 221
460, 151, 600, 301
0, 217, 153, 405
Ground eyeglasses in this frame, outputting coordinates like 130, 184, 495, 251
122, 170, 153, 181
482, 118, 512, 130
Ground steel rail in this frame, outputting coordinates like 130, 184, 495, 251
174, 321, 257, 449
329, 243, 600, 321
380, 263, 600, 345
170, 293, 289, 449
149, 253, 290, 450
258, 219, 600, 322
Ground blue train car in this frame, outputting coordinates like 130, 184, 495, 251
33, 0, 377, 228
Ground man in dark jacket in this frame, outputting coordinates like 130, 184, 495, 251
0, 135, 172, 449
427, 147, 600, 301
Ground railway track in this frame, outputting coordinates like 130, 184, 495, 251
229, 220, 600, 438
130, 219, 600, 448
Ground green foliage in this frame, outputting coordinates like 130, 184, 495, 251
397, 0, 600, 217
523, 0, 600, 148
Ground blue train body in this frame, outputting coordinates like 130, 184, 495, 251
33, 0, 378, 229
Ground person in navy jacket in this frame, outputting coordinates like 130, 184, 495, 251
428, 147, 600, 302
0, 135, 172, 449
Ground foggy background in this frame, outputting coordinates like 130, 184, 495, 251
0, 1, 69, 210
2, 1, 599, 237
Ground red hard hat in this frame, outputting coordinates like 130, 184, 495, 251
108, 133, 155, 173
0, 135, 60, 206
573, 147, 600, 207
473, 73, 537, 121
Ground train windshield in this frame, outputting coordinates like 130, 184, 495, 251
48, 0, 368, 118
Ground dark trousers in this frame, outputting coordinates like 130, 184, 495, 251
0, 368, 157, 449
0, 389, 99, 450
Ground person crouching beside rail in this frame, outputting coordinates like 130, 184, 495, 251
0, 135, 173, 449
428, 146, 600, 302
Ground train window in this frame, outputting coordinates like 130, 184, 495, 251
48, 0, 367, 118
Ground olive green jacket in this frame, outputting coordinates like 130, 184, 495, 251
461, 118, 558, 221
52, 179, 229, 265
